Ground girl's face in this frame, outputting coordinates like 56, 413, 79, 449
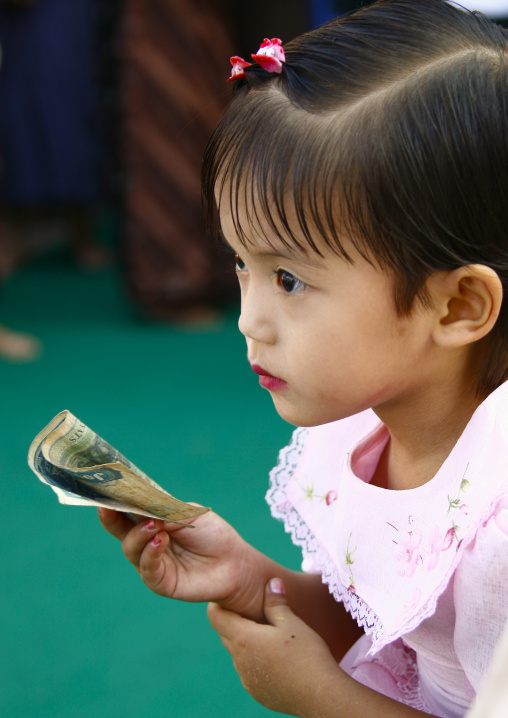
220, 201, 439, 428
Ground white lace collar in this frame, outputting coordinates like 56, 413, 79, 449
266, 381, 508, 654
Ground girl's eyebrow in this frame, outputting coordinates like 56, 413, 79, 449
219, 230, 324, 267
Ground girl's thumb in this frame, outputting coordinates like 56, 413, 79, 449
263, 578, 292, 624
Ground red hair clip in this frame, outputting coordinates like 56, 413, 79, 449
228, 38, 285, 82
251, 38, 285, 74
228, 56, 252, 83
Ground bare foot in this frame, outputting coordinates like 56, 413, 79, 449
0, 324, 42, 362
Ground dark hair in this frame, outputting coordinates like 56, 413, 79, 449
202, 0, 508, 397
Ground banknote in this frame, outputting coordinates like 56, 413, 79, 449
28, 410, 210, 524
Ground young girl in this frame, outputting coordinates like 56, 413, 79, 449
99, 1, 508, 715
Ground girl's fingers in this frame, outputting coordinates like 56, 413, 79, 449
207, 602, 249, 641
137, 530, 171, 581
99, 509, 171, 580
97, 508, 135, 541
207, 603, 235, 654
99, 508, 174, 594
121, 518, 166, 567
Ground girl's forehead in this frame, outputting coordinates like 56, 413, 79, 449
217, 192, 366, 274
216, 178, 368, 272
218, 196, 304, 255
218, 197, 318, 260
216, 174, 329, 256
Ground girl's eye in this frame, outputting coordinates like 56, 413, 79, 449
235, 254, 246, 271
276, 270, 306, 294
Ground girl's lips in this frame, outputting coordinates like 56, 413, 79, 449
250, 364, 288, 391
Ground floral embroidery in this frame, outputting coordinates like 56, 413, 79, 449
326, 490, 338, 505
424, 525, 451, 570
297, 477, 338, 505
389, 464, 472, 578
446, 464, 470, 549
345, 532, 357, 592
388, 524, 424, 577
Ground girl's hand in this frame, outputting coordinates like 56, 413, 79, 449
209, 580, 438, 718
207, 578, 342, 717
98, 508, 267, 616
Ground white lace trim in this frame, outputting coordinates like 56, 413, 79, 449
265, 427, 508, 657
266, 428, 384, 644
354, 640, 428, 711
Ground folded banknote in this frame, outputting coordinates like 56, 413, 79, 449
28, 410, 209, 524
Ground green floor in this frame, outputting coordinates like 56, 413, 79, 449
0, 250, 302, 717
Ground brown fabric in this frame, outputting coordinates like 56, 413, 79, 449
122, 0, 238, 318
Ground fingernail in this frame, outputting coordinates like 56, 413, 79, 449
268, 578, 285, 595
145, 520, 155, 531
151, 534, 162, 547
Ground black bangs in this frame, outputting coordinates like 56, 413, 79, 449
202, 0, 508, 281
201, 0, 508, 396
202, 89, 359, 262
203, 43, 508, 294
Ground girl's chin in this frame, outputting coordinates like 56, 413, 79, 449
271, 394, 360, 428
271, 397, 332, 428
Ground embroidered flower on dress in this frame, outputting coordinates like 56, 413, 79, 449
424, 526, 446, 570
326, 490, 338, 505
443, 526, 456, 549
423, 524, 455, 569
390, 464, 472, 583
297, 478, 339, 505
251, 38, 286, 74
345, 532, 357, 591
445, 464, 471, 549
393, 530, 423, 577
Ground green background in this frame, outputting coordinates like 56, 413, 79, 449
0, 245, 302, 717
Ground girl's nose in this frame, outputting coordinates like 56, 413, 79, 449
238, 285, 275, 345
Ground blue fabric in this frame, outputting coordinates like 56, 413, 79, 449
308, 0, 339, 26
0, 0, 102, 204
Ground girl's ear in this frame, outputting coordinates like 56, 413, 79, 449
428, 265, 503, 348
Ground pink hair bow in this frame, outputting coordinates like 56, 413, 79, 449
228, 56, 252, 83
251, 38, 285, 74
228, 38, 285, 82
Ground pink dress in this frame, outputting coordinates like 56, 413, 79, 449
266, 381, 508, 717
